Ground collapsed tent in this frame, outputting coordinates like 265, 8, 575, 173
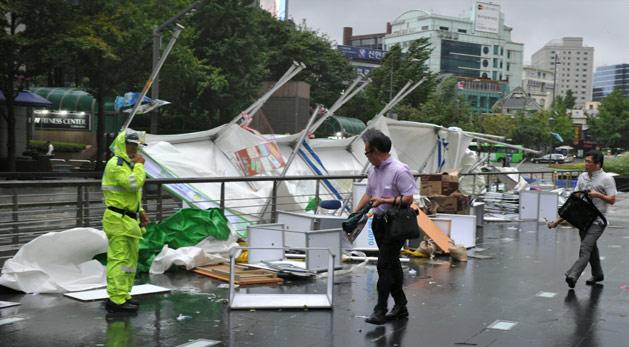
141, 117, 474, 234
0, 228, 107, 293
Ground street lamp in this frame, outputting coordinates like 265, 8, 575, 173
551, 53, 560, 106
151, 0, 207, 133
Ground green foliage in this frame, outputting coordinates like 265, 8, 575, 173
420, 77, 474, 128
563, 90, 576, 109
605, 155, 629, 176
339, 39, 433, 123
511, 112, 552, 150
29, 140, 86, 153
589, 89, 629, 149
478, 114, 516, 138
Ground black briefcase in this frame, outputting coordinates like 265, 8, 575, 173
558, 191, 607, 231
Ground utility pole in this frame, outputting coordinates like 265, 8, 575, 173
151, 0, 206, 134
551, 53, 560, 106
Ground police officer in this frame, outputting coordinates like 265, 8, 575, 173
101, 130, 149, 313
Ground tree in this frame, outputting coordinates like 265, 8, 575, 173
511, 112, 552, 150
589, 88, 629, 148
479, 113, 516, 138
548, 100, 574, 146
339, 39, 433, 122
563, 89, 576, 109
0, 0, 76, 171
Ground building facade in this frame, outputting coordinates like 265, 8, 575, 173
592, 64, 629, 101
383, 6, 524, 91
521, 65, 554, 109
342, 25, 391, 50
531, 37, 594, 107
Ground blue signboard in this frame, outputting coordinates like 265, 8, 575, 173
337, 45, 385, 63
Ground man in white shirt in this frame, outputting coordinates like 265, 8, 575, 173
548, 150, 617, 288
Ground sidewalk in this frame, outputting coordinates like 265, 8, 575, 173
1, 194, 628, 346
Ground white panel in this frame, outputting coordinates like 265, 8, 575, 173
277, 212, 313, 248
64, 284, 170, 301
230, 293, 331, 309
306, 229, 342, 269
519, 191, 539, 220
436, 214, 477, 248
247, 224, 284, 264
538, 192, 559, 222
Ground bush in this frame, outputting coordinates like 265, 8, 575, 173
605, 155, 629, 176
552, 155, 629, 176
29, 140, 87, 153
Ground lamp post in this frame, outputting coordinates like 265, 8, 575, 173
551, 53, 560, 106
151, 0, 207, 133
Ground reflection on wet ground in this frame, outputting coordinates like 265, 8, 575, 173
2, 197, 629, 346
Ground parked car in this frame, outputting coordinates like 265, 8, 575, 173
531, 153, 567, 164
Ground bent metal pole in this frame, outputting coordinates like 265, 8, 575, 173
121, 23, 184, 132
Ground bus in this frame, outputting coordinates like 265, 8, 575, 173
468, 142, 524, 163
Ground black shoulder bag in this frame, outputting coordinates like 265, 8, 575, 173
558, 190, 607, 232
386, 196, 421, 240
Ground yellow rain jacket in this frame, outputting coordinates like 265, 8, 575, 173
101, 131, 146, 239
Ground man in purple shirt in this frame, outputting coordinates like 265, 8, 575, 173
355, 129, 417, 325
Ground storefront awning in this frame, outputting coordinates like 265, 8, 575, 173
0, 90, 53, 107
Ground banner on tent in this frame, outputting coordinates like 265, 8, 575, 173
234, 142, 286, 176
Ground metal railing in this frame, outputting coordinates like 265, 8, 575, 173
0, 169, 581, 263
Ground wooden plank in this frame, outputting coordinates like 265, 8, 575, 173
414, 204, 452, 253
193, 264, 283, 286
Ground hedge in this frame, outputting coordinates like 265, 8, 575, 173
29, 140, 87, 153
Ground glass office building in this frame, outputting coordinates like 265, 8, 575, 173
592, 64, 629, 101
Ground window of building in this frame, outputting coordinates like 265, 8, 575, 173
576, 51, 580, 54
481, 72, 488, 78
500, 61, 503, 68
493, 58, 498, 68
494, 45, 499, 55
483, 46, 489, 54
482, 59, 489, 67
500, 47, 504, 56
507, 50, 511, 59
492, 71, 497, 80
584, 52, 588, 55
439, 26, 449, 31
458, 29, 467, 33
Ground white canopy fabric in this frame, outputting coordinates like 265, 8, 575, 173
142, 118, 474, 233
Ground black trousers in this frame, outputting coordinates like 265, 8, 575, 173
566, 221, 605, 279
372, 217, 407, 312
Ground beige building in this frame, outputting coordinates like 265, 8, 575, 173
521, 65, 554, 109
531, 37, 594, 107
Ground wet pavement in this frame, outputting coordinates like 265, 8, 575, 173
1, 194, 629, 346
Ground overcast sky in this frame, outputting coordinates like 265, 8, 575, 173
288, 0, 628, 68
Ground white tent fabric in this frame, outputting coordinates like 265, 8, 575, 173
142, 118, 474, 232
0, 228, 107, 293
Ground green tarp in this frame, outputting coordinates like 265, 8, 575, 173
96, 208, 232, 272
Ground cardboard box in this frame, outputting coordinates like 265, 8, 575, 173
420, 173, 459, 196
428, 195, 458, 213
428, 192, 470, 214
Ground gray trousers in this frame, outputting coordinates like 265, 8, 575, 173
566, 221, 605, 279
